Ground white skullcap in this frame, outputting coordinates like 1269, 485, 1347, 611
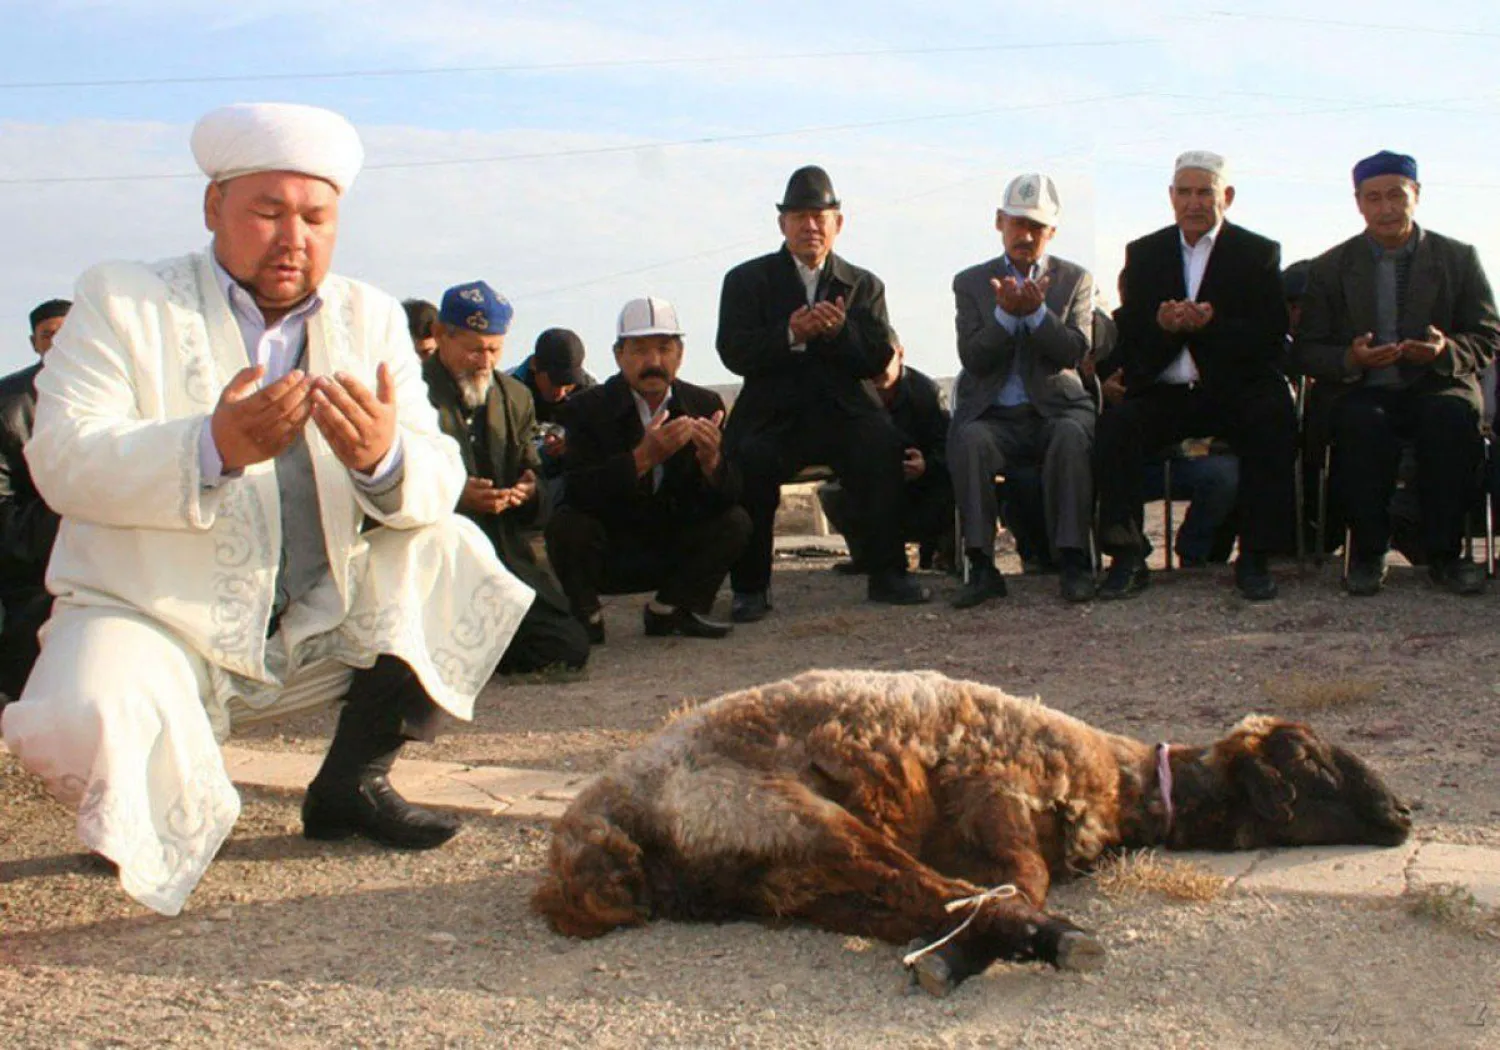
1174, 150, 1228, 182
191, 102, 365, 194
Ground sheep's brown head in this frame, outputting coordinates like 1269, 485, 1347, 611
1208, 716, 1411, 850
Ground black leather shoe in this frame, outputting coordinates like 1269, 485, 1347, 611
643, 605, 733, 639
579, 613, 605, 645
952, 562, 1007, 609
1344, 554, 1387, 597
1058, 551, 1096, 603
1098, 556, 1149, 600
302, 774, 461, 850
731, 591, 771, 623
1234, 552, 1278, 601
1430, 557, 1487, 596
868, 571, 933, 605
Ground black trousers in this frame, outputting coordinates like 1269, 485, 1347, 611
1096, 381, 1295, 558
497, 598, 591, 674
0, 587, 51, 704
817, 477, 953, 567
545, 506, 752, 616
1332, 386, 1481, 562
728, 409, 908, 593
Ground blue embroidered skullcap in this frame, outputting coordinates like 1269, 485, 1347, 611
1352, 151, 1418, 189
439, 280, 513, 335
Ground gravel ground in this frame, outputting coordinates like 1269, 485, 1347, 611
4, 520, 1500, 1047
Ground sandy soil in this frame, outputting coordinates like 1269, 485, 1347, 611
4, 511, 1499, 1047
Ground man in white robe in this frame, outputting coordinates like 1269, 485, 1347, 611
0, 102, 533, 916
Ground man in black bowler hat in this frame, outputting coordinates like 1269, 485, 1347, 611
716, 165, 930, 621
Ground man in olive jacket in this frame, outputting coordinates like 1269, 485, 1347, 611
423, 281, 589, 672
1292, 150, 1500, 596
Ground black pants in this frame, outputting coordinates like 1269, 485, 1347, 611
0, 587, 51, 704
1096, 381, 1295, 557
1332, 386, 1481, 562
497, 597, 591, 674
818, 476, 953, 567
545, 506, 752, 616
728, 410, 908, 593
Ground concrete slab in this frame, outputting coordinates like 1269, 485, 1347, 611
220, 747, 321, 790
503, 799, 570, 822
387, 771, 511, 815
1236, 842, 1418, 898
1409, 844, 1500, 909
449, 766, 588, 804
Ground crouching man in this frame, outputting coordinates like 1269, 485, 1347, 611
0, 103, 534, 916
546, 298, 750, 642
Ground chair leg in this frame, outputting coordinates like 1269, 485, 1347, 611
1342, 526, 1351, 581
1316, 448, 1331, 568
1294, 456, 1306, 574
1162, 460, 1174, 572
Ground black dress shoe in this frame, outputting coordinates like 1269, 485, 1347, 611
868, 571, 933, 605
731, 591, 771, 623
1098, 556, 1149, 600
952, 562, 1007, 609
643, 605, 733, 639
1430, 556, 1487, 596
1058, 561, 1096, 604
1344, 554, 1387, 597
1234, 552, 1278, 601
579, 613, 605, 645
302, 774, 461, 850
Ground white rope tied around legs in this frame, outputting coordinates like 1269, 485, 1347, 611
900, 884, 1020, 967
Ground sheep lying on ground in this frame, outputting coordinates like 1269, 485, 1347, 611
533, 670, 1411, 995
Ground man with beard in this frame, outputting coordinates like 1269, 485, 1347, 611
423, 281, 589, 672
717, 165, 929, 621
0, 298, 69, 703
1, 103, 534, 916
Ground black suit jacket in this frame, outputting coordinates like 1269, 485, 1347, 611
0, 362, 58, 594
886, 365, 951, 490
1291, 226, 1500, 413
1116, 222, 1288, 394
558, 374, 741, 536
717, 245, 894, 442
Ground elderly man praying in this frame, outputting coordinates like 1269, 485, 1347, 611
0, 103, 533, 916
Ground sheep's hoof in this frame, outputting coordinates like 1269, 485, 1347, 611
1055, 930, 1106, 972
908, 950, 957, 998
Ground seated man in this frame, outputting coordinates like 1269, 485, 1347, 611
717, 165, 930, 620
508, 327, 595, 504
422, 281, 589, 672
547, 298, 750, 642
402, 298, 438, 361
1097, 150, 1295, 601
0, 299, 69, 703
1293, 150, 1500, 595
949, 173, 1097, 605
0, 103, 533, 917
817, 339, 954, 573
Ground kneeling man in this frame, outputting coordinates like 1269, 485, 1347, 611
0, 103, 533, 916
546, 298, 750, 642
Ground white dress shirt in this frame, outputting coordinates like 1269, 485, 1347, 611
787, 256, 822, 351
632, 387, 674, 491
1157, 223, 1221, 386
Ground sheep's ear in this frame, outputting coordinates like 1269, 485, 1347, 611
1234, 753, 1297, 824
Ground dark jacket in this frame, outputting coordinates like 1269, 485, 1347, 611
508, 356, 598, 426
886, 365, 951, 490
422, 356, 563, 607
716, 245, 895, 442
1116, 222, 1288, 394
0, 361, 58, 594
1291, 225, 1500, 413
557, 373, 740, 536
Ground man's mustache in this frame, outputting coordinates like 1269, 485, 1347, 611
639, 368, 669, 381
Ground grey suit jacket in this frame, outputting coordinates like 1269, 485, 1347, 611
950, 254, 1096, 429
1292, 225, 1500, 412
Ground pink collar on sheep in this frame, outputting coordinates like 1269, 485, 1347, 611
1156, 742, 1175, 838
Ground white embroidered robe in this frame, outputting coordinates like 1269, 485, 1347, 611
0, 252, 533, 914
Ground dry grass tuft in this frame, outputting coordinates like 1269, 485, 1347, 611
1092, 850, 1227, 903
1405, 882, 1500, 941
784, 613, 859, 639
1261, 673, 1381, 711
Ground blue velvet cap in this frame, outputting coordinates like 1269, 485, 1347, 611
439, 280, 513, 334
1352, 151, 1418, 189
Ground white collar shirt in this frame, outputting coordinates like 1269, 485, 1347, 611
1157, 222, 1222, 385
631, 386, 674, 491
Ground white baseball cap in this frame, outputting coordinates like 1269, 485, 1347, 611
1000, 173, 1062, 226
616, 297, 684, 339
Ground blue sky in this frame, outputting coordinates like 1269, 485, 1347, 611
3, 0, 1499, 383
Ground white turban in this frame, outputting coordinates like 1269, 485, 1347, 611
191, 102, 365, 194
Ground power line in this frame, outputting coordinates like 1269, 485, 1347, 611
0, 91, 1148, 187
1203, 10, 1500, 40
0, 39, 1159, 91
